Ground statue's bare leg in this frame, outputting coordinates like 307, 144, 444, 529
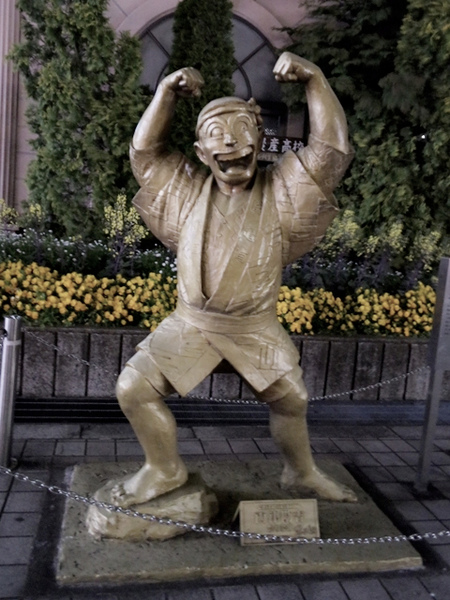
262, 371, 357, 502
110, 360, 188, 508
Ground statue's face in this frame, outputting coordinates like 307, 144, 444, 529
195, 109, 262, 191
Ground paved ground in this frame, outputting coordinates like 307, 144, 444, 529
1, 419, 450, 599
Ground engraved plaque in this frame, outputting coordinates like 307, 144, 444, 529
237, 499, 320, 546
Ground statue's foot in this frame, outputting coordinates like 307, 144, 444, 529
281, 465, 358, 503
109, 462, 188, 508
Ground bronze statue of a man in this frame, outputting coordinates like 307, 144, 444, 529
112, 52, 356, 508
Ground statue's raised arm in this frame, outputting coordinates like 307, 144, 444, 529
273, 52, 353, 196
132, 67, 204, 152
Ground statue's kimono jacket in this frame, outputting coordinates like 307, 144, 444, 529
130, 137, 353, 397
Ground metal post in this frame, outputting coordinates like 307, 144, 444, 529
415, 258, 450, 492
0, 315, 22, 467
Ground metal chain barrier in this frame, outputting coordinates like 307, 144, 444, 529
26, 330, 430, 405
0, 464, 449, 545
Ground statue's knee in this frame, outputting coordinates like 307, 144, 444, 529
116, 366, 144, 413
269, 390, 308, 418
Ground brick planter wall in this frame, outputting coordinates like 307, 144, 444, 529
13, 327, 433, 404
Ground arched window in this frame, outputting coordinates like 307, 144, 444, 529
139, 14, 288, 135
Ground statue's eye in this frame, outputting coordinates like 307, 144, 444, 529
209, 126, 223, 138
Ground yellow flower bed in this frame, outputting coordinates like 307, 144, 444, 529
0, 261, 176, 331
277, 284, 435, 337
0, 261, 435, 337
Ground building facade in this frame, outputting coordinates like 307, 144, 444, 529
0, 0, 308, 211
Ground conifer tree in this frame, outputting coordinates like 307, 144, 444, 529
281, 0, 450, 248
166, 0, 235, 161
380, 0, 450, 234
9, 0, 148, 239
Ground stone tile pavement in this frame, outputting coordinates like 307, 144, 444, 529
1, 421, 450, 599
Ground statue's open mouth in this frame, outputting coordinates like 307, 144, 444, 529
215, 148, 253, 173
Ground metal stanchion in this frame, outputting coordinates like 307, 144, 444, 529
415, 258, 450, 492
0, 316, 22, 467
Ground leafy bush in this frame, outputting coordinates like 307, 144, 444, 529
283, 210, 448, 296
0, 196, 176, 280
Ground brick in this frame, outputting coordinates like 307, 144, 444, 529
422, 499, 450, 520
348, 453, 381, 467
341, 578, 391, 600
390, 426, 422, 439
380, 576, 433, 599
420, 574, 450, 599
21, 329, 56, 397
213, 585, 259, 600
396, 452, 419, 466
55, 440, 86, 456
374, 482, 415, 501
0, 565, 27, 598
4, 491, 45, 513
374, 453, 408, 467
332, 439, 365, 453
395, 500, 436, 521
301, 339, 329, 399
178, 440, 204, 455
54, 330, 89, 396
257, 582, 303, 600
412, 520, 450, 545
301, 580, 349, 600
120, 333, 145, 370
254, 438, 279, 454
352, 340, 383, 401
228, 439, 260, 454
0, 512, 41, 537
383, 439, 417, 452
310, 439, 341, 453
427, 543, 450, 568
201, 440, 232, 454
0, 536, 34, 565
86, 440, 116, 456
359, 440, 391, 452
358, 466, 396, 483
115, 441, 143, 457
386, 465, 417, 482
379, 341, 409, 401
326, 339, 356, 397
23, 440, 55, 457
405, 342, 430, 401
87, 332, 121, 397
168, 588, 211, 600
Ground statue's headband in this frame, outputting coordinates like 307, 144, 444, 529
196, 97, 263, 137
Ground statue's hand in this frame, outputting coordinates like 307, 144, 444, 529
273, 52, 320, 84
161, 67, 204, 98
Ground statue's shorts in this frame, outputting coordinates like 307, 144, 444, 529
124, 348, 308, 405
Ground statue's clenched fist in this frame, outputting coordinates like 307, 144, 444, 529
161, 67, 204, 98
273, 52, 321, 84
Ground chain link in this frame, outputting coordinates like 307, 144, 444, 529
26, 330, 430, 405
0, 464, 448, 545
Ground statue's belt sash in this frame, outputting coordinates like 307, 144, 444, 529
176, 299, 276, 335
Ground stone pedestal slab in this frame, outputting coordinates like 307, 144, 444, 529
57, 459, 423, 584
